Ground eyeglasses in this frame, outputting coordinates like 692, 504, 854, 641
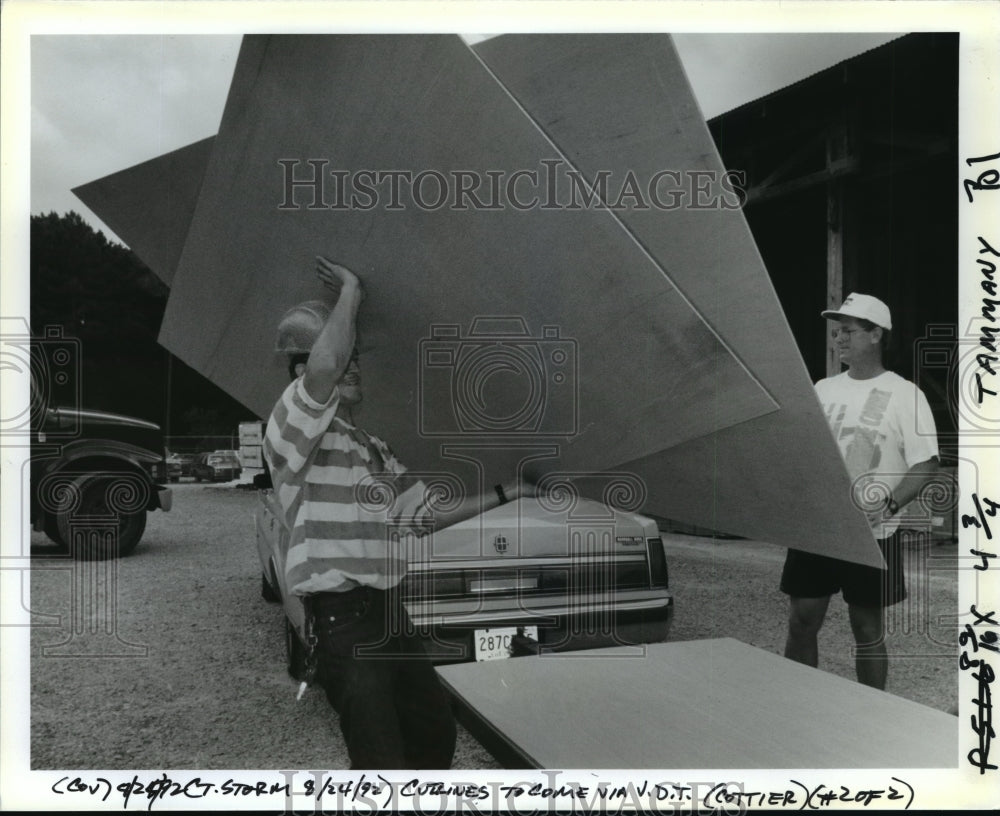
831, 328, 866, 339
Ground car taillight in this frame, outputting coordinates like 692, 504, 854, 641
402, 553, 660, 600
647, 538, 668, 588
468, 571, 540, 593
540, 559, 650, 592
401, 570, 466, 599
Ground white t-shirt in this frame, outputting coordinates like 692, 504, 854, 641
815, 370, 939, 537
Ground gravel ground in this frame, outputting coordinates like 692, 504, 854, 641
28, 481, 958, 770
661, 533, 959, 714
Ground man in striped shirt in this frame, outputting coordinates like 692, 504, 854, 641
265, 256, 528, 769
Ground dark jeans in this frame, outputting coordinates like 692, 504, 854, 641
310, 586, 456, 769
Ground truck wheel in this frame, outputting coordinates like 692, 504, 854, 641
286, 618, 308, 681
56, 476, 148, 559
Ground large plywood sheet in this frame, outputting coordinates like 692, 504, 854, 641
475, 34, 880, 566
72, 137, 215, 287
75, 34, 880, 566
437, 638, 957, 768
157, 35, 776, 489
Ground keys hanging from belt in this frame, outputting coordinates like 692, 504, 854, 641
296, 611, 320, 701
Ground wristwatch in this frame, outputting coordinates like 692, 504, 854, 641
885, 496, 900, 517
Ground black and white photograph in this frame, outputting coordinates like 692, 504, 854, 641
1, 0, 997, 811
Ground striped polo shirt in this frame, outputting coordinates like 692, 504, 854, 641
263, 377, 434, 595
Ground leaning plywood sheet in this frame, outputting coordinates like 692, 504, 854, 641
475, 34, 880, 566
72, 137, 216, 287
158, 35, 776, 489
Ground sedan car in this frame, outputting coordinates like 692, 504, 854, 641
191, 452, 242, 482
255, 474, 673, 673
165, 452, 196, 481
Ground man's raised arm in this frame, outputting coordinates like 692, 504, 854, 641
303, 256, 364, 403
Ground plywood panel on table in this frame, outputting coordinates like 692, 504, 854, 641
437, 638, 957, 769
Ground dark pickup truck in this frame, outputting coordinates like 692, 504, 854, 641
31, 406, 173, 558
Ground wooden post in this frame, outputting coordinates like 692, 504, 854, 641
826, 181, 844, 377
825, 125, 848, 377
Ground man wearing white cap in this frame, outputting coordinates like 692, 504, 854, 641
780, 293, 939, 689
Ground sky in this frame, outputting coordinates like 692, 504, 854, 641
29, 32, 904, 243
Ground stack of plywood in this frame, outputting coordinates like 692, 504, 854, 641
238, 421, 264, 469
73, 34, 883, 568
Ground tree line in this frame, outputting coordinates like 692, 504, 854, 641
30, 211, 250, 436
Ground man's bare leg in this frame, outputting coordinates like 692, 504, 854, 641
848, 603, 888, 689
785, 596, 831, 668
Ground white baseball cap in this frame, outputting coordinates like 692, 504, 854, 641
821, 293, 892, 330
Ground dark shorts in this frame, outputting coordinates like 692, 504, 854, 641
779, 530, 907, 607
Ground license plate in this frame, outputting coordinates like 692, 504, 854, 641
474, 626, 539, 661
